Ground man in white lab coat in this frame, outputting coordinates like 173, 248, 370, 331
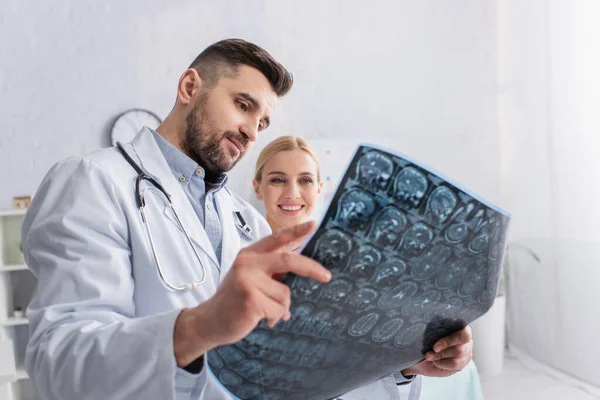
22, 39, 473, 400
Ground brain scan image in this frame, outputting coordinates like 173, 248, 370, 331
319, 278, 353, 303
235, 359, 265, 381
402, 289, 443, 317
378, 282, 419, 310
398, 222, 434, 258
300, 341, 329, 367
208, 145, 510, 400
444, 203, 476, 243
436, 257, 473, 289
277, 303, 313, 333
411, 244, 452, 281
372, 318, 405, 343
394, 166, 429, 208
291, 276, 322, 298
458, 264, 488, 298
321, 314, 351, 338
356, 151, 395, 191
311, 228, 354, 269
258, 334, 291, 362
284, 339, 310, 365
302, 308, 334, 336
345, 287, 379, 310
395, 323, 427, 349
348, 312, 380, 337
344, 244, 382, 281
335, 188, 377, 230
425, 186, 458, 226
236, 330, 270, 354
368, 206, 408, 249
371, 258, 406, 290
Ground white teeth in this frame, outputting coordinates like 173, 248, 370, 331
281, 205, 302, 211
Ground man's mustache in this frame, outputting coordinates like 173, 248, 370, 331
225, 132, 249, 152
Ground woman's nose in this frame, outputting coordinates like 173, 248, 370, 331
284, 183, 301, 199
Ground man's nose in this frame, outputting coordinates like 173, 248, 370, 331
239, 119, 259, 143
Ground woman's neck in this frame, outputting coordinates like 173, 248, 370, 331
266, 216, 283, 233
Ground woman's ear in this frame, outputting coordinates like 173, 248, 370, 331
317, 180, 323, 194
253, 179, 263, 200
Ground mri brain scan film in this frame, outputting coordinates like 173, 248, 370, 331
208, 145, 510, 399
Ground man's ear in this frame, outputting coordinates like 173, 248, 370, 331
177, 68, 202, 107
253, 179, 263, 200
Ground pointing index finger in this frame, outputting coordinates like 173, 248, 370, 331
266, 251, 332, 283
250, 221, 316, 253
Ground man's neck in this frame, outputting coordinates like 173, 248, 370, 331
155, 123, 225, 185
156, 121, 185, 152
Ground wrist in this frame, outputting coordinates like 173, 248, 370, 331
173, 305, 217, 367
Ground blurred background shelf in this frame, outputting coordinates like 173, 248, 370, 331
0, 265, 29, 273
15, 368, 28, 381
1, 209, 37, 399
2, 318, 28, 327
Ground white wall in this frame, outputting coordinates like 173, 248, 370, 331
0, 0, 501, 213
499, 0, 600, 390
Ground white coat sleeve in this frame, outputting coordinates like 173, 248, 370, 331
22, 158, 187, 400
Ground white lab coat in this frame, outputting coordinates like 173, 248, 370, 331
341, 375, 421, 400
22, 127, 420, 400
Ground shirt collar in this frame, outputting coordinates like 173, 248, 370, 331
151, 130, 228, 189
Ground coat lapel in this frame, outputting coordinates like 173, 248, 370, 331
215, 189, 246, 281
127, 127, 220, 270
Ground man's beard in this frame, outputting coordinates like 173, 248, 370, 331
183, 95, 248, 176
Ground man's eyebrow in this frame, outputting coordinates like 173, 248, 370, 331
239, 92, 270, 127
239, 92, 259, 108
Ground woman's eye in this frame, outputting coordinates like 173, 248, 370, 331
300, 178, 313, 185
270, 178, 285, 184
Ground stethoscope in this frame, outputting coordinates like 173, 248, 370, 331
116, 142, 253, 291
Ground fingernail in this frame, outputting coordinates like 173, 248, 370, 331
434, 344, 443, 352
323, 270, 332, 280
425, 352, 434, 361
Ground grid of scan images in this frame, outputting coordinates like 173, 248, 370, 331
207, 145, 510, 400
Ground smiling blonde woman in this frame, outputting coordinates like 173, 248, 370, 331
253, 135, 323, 232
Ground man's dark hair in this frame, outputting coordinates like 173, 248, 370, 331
189, 39, 293, 97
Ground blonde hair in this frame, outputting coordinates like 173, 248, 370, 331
254, 136, 322, 182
